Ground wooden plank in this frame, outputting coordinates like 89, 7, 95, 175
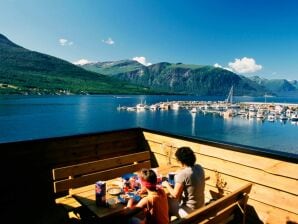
197, 153, 298, 195
264, 161, 298, 179
54, 161, 151, 193
247, 198, 298, 224
199, 144, 298, 179
172, 183, 252, 224
45, 136, 140, 166
143, 132, 200, 151
200, 202, 240, 224
53, 151, 150, 180
43, 129, 140, 151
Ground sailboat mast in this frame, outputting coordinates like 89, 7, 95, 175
230, 86, 233, 104
225, 86, 233, 104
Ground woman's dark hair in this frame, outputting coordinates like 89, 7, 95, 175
140, 169, 157, 185
175, 147, 196, 167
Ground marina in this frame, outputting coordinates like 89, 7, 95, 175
117, 100, 298, 123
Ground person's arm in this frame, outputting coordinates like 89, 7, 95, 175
126, 196, 148, 208
162, 181, 183, 199
123, 197, 145, 217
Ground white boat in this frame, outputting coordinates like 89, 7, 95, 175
267, 113, 276, 122
171, 102, 180, 110
256, 109, 265, 119
159, 103, 169, 110
149, 104, 158, 111
117, 105, 127, 111
290, 113, 298, 121
126, 107, 136, 111
280, 113, 288, 121
190, 107, 197, 113
223, 109, 237, 118
248, 106, 257, 118
286, 109, 293, 117
136, 103, 147, 111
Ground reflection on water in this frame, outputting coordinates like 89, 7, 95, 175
191, 112, 196, 136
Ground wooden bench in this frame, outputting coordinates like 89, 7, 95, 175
171, 182, 253, 224
53, 151, 151, 213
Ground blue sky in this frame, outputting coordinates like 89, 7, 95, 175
1, 0, 298, 80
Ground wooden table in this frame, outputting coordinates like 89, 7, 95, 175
72, 178, 126, 221
72, 165, 181, 221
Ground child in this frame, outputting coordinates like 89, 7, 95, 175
126, 169, 169, 224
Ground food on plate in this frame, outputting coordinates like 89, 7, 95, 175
107, 187, 122, 195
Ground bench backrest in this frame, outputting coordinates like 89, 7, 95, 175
52, 151, 151, 194
172, 183, 252, 224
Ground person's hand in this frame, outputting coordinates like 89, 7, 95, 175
162, 180, 170, 188
137, 186, 146, 195
127, 198, 134, 208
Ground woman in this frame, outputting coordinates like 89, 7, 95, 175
162, 146, 205, 218
126, 168, 169, 224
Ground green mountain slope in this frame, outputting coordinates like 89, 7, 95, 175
82, 61, 269, 96
82, 60, 145, 75
249, 76, 297, 93
0, 34, 156, 95
290, 80, 298, 89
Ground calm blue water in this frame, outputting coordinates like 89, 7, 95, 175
0, 95, 297, 155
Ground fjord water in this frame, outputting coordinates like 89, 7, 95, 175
0, 95, 297, 155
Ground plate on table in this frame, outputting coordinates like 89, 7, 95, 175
117, 192, 141, 204
107, 187, 122, 196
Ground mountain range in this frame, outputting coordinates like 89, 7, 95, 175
81, 60, 268, 96
0, 34, 155, 95
0, 33, 297, 96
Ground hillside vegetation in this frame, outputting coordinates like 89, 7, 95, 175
82, 60, 269, 96
0, 34, 157, 95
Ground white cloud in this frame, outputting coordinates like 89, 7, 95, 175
228, 57, 262, 74
73, 59, 92, 65
59, 38, 74, 46
214, 57, 262, 74
102, 37, 115, 45
132, 56, 152, 66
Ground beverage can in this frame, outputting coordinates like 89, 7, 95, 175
95, 181, 106, 206
168, 172, 175, 186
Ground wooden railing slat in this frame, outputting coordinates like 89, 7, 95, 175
54, 161, 151, 193
53, 151, 150, 180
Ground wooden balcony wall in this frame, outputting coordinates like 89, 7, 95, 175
0, 128, 147, 221
142, 130, 298, 224
0, 127, 297, 224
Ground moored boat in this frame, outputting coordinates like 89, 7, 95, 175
171, 102, 180, 110
291, 113, 298, 121
267, 113, 276, 122
280, 113, 288, 121
190, 107, 197, 113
